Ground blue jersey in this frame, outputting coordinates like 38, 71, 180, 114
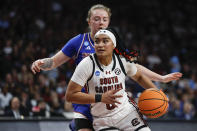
62, 33, 95, 121
62, 33, 95, 65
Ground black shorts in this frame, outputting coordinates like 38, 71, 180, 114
75, 118, 94, 130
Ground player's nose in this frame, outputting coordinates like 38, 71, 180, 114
99, 19, 105, 25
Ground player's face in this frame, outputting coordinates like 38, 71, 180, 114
88, 9, 110, 36
94, 34, 114, 57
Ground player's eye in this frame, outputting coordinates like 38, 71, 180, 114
103, 39, 109, 44
94, 17, 100, 21
103, 18, 109, 22
94, 39, 99, 44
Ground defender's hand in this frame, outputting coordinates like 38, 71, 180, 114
31, 59, 44, 74
161, 72, 182, 83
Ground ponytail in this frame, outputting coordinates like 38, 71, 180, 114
114, 48, 140, 62
106, 27, 140, 62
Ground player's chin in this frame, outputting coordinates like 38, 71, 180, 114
96, 52, 106, 57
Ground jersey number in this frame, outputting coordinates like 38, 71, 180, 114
106, 104, 116, 110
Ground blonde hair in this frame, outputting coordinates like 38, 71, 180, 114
86, 4, 111, 22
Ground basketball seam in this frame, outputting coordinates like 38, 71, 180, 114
149, 90, 168, 101
139, 98, 168, 102
140, 104, 164, 111
141, 101, 168, 118
160, 101, 168, 116
151, 90, 169, 113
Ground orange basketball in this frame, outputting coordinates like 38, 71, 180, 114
138, 88, 169, 118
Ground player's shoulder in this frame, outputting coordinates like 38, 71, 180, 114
118, 55, 127, 64
65, 33, 87, 47
72, 33, 85, 41
118, 55, 136, 70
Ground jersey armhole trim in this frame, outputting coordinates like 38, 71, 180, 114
76, 33, 86, 59
116, 54, 127, 76
86, 55, 95, 93
112, 53, 116, 71
87, 55, 95, 81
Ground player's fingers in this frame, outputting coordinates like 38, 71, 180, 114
109, 95, 122, 104
31, 63, 38, 74
115, 100, 121, 104
171, 76, 180, 80
106, 96, 116, 103
169, 76, 177, 80
112, 88, 122, 94
112, 103, 118, 108
170, 75, 178, 79
172, 72, 182, 77
31, 67, 36, 74
34, 64, 40, 72
175, 73, 182, 77
175, 72, 182, 75
112, 95, 123, 99
106, 97, 119, 104
113, 99, 121, 104
32, 62, 41, 72
32, 69, 36, 74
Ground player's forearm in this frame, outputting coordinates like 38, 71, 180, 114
40, 58, 55, 70
66, 92, 95, 104
136, 64, 163, 82
132, 71, 157, 90
137, 75, 157, 90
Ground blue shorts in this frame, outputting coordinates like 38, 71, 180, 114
72, 103, 93, 121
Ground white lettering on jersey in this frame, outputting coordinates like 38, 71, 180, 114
85, 46, 91, 50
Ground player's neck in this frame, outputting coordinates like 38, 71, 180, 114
98, 55, 112, 66
90, 32, 95, 41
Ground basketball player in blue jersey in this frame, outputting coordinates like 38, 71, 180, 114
31, 4, 182, 131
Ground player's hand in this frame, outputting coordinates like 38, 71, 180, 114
161, 72, 182, 83
101, 88, 122, 106
31, 59, 44, 74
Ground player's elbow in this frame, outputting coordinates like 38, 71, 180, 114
132, 71, 142, 82
65, 91, 73, 102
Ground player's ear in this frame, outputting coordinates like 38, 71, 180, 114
87, 19, 91, 26
113, 45, 115, 49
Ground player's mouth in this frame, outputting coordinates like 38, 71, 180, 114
99, 27, 105, 30
97, 49, 105, 53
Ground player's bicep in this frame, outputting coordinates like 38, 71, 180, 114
61, 34, 82, 57
67, 80, 83, 94
130, 70, 141, 82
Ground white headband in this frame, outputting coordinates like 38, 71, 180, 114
95, 29, 116, 47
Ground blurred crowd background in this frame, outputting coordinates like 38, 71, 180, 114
0, 0, 197, 120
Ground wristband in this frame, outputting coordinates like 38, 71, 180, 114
95, 94, 102, 102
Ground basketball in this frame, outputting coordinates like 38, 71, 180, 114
138, 88, 169, 118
